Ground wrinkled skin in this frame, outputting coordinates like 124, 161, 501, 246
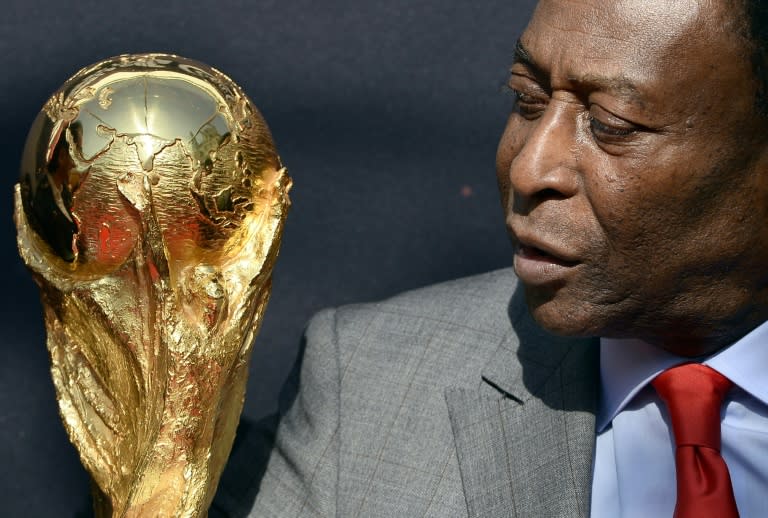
496, 0, 768, 356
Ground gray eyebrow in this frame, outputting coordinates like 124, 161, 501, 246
575, 73, 643, 102
514, 40, 535, 67
513, 39, 643, 103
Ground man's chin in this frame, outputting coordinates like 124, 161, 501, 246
524, 288, 603, 338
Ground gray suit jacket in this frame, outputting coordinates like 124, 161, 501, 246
213, 268, 600, 517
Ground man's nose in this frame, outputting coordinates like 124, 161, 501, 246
507, 101, 580, 212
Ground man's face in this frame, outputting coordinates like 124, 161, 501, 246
497, 0, 768, 355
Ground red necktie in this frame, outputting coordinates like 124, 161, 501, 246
652, 363, 739, 518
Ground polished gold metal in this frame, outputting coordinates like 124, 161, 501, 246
14, 53, 291, 517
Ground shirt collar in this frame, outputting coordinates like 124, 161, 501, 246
598, 320, 768, 432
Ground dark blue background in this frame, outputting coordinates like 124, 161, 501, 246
0, 1, 536, 515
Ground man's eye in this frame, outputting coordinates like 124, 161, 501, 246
510, 88, 546, 119
588, 114, 637, 141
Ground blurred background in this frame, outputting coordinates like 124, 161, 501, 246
1, 0, 535, 515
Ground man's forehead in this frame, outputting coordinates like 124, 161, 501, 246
530, 0, 706, 25
518, 0, 738, 92
523, 0, 707, 59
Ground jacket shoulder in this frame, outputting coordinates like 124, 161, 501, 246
306, 268, 519, 399
307, 269, 518, 516
219, 269, 522, 517
325, 267, 517, 354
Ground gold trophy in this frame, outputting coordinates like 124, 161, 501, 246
14, 54, 291, 517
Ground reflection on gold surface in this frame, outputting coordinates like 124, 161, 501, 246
14, 53, 291, 517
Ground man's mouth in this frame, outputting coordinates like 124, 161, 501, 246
517, 244, 578, 267
513, 242, 580, 285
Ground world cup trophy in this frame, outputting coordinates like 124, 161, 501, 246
14, 53, 291, 517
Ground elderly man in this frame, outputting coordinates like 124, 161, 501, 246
214, 0, 768, 516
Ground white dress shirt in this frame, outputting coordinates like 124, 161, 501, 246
590, 321, 768, 517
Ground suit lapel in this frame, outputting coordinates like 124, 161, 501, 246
446, 288, 599, 518
446, 385, 518, 518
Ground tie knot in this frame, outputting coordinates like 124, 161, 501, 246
652, 363, 732, 449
